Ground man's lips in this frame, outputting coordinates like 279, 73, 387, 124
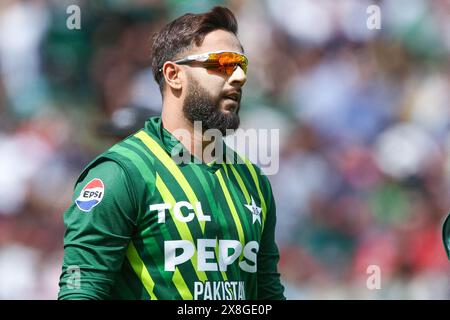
222, 90, 241, 102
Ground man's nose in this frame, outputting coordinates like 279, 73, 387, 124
229, 65, 247, 87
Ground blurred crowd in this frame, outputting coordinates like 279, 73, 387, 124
0, 0, 449, 299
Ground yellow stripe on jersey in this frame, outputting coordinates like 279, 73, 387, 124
126, 242, 158, 300
173, 268, 193, 300
228, 164, 251, 205
155, 173, 208, 284
243, 158, 267, 231
135, 131, 206, 233
216, 170, 245, 246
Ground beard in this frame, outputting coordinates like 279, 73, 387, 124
182, 76, 240, 136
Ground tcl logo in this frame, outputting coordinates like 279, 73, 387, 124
150, 201, 211, 223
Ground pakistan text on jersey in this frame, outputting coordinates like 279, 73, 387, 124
194, 281, 246, 300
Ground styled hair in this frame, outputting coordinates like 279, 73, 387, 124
151, 6, 239, 95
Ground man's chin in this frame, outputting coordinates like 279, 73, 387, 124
221, 113, 240, 135
220, 99, 240, 114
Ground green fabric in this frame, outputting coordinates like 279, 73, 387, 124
59, 116, 285, 300
442, 213, 450, 260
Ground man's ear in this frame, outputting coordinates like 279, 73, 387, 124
162, 61, 182, 90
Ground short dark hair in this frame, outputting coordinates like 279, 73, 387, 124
151, 6, 239, 95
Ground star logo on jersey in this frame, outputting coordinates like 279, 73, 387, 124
244, 196, 262, 225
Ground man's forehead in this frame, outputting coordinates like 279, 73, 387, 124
191, 29, 244, 54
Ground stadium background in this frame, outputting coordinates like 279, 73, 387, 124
0, 0, 449, 299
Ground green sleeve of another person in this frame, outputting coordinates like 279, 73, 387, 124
58, 160, 138, 300
443, 213, 450, 260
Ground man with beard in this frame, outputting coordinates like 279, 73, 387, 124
58, 6, 285, 300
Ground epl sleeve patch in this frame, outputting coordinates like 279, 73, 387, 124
75, 178, 105, 212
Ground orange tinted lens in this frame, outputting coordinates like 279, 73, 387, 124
217, 64, 237, 76
207, 52, 248, 75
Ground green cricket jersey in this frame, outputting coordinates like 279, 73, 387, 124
58, 116, 285, 300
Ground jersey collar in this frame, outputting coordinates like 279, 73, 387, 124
144, 116, 225, 173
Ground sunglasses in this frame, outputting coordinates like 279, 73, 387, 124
171, 50, 248, 76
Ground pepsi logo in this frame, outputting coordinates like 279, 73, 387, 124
75, 178, 105, 212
